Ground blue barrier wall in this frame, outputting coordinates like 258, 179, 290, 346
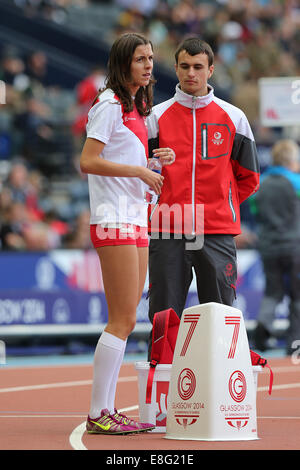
0, 249, 289, 333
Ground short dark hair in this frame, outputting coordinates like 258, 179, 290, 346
175, 37, 214, 66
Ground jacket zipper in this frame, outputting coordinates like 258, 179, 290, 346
228, 182, 236, 222
191, 96, 197, 235
202, 124, 207, 160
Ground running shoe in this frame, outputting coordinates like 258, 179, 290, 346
112, 408, 155, 432
86, 408, 138, 435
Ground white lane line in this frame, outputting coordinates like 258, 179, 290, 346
0, 374, 138, 450
1, 413, 299, 420
69, 421, 87, 450
257, 382, 300, 392
258, 416, 300, 419
68, 381, 300, 450
69, 405, 139, 451
2, 364, 299, 450
0, 415, 87, 418
2, 374, 299, 395
0, 376, 137, 394
268, 366, 300, 373
0, 380, 92, 393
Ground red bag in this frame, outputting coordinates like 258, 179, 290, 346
146, 309, 180, 404
146, 308, 273, 403
250, 349, 273, 395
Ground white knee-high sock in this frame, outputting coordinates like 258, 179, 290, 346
107, 338, 127, 414
89, 331, 126, 419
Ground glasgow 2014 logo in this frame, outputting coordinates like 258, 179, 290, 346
177, 368, 196, 401
228, 370, 247, 403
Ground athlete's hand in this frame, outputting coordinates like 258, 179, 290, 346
139, 167, 164, 195
152, 147, 175, 166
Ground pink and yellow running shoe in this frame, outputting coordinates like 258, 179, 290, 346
112, 408, 155, 432
86, 409, 138, 435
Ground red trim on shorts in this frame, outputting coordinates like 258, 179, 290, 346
90, 224, 149, 248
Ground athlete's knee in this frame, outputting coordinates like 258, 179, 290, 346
110, 313, 136, 338
123, 316, 136, 336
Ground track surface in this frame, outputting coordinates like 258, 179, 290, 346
0, 356, 299, 451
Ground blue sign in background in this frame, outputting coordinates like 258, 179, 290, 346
0, 249, 288, 330
0, 290, 108, 326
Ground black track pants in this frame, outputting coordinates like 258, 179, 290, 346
147, 234, 237, 358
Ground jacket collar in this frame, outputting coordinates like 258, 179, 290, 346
174, 83, 214, 109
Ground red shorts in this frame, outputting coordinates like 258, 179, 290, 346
90, 223, 149, 248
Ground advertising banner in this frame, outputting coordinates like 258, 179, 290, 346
0, 250, 288, 330
259, 77, 300, 127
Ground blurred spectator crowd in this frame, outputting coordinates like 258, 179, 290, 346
112, 0, 300, 135
0, 43, 102, 251
0, 0, 300, 251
